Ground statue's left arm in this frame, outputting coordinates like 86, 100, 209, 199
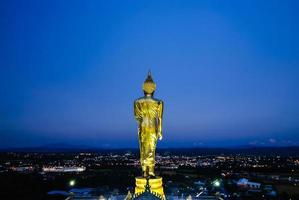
157, 101, 164, 140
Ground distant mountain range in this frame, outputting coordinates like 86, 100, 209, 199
1, 144, 299, 156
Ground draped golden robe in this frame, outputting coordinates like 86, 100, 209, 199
134, 96, 163, 177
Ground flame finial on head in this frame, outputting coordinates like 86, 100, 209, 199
143, 70, 156, 94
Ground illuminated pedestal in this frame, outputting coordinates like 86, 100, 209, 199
135, 176, 165, 199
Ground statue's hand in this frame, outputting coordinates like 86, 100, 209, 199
158, 134, 163, 140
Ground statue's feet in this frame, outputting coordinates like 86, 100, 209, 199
149, 172, 155, 177
143, 172, 147, 177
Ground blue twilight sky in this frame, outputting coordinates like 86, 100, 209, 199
1, 0, 299, 148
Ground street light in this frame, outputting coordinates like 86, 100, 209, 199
69, 179, 76, 187
212, 179, 221, 187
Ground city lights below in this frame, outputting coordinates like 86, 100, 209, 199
1, 151, 298, 199
43, 166, 86, 173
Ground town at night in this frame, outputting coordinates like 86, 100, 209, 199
1, 148, 299, 199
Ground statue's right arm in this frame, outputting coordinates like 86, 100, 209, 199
134, 101, 141, 122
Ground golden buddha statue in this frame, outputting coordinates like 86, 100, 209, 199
134, 71, 164, 177
133, 71, 165, 199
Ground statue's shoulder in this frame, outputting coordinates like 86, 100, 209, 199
152, 97, 163, 105
134, 97, 145, 104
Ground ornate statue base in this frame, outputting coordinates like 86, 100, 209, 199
134, 176, 165, 199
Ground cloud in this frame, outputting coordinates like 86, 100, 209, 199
249, 140, 258, 145
269, 138, 277, 144
193, 141, 204, 147
249, 138, 299, 147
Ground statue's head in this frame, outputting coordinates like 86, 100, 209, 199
143, 71, 156, 95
